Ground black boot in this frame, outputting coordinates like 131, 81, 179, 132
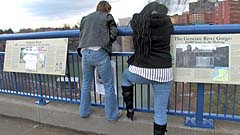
121, 85, 134, 121
154, 123, 167, 135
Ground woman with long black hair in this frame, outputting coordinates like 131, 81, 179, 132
121, 2, 173, 135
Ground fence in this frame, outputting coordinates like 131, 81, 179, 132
0, 24, 240, 129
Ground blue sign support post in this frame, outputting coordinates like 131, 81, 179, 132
185, 83, 214, 128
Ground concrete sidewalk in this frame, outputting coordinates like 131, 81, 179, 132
0, 114, 105, 135
0, 94, 240, 135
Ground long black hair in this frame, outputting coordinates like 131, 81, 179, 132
130, 2, 173, 56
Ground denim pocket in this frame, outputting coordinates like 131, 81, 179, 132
80, 49, 89, 55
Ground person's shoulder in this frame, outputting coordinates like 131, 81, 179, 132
107, 13, 114, 18
84, 11, 102, 19
132, 13, 140, 18
81, 16, 86, 20
130, 13, 140, 24
80, 16, 86, 23
87, 11, 97, 16
95, 11, 108, 15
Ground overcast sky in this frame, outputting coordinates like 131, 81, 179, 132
1, 0, 198, 32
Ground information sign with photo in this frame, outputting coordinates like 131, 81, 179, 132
171, 34, 240, 84
4, 38, 68, 75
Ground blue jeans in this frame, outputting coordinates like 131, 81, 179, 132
122, 68, 172, 125
80, 49, 119, 121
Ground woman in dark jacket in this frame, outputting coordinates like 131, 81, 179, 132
121, 2, 173, 135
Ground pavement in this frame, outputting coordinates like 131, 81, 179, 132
0, 93, 240, 135
0, 115, 105, 135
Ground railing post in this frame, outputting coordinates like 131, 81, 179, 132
66, 53, 73, 100
13, 73, 18, 94
185, 83, 214, 128
35, 74, 49, 105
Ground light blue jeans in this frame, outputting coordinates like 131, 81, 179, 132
80, 48, 119, 121
122, 68, 172, 125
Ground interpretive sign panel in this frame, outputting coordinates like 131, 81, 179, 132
171, 34, 240, 84
4, 38, 68, 75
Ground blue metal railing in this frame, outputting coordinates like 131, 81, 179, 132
0, 25, 240, 129
1, 24, 240, 41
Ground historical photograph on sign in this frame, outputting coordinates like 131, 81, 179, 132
20, 48, 28, 63
176, 44, 229, 68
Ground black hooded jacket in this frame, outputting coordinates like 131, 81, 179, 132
127, 2, 173, 68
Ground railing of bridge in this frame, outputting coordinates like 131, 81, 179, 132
0, 25, 240, 128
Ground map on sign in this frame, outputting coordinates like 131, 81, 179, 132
4, 38, 68, 76
212, 67, 229, 82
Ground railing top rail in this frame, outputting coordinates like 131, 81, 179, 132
1, 24, 240, 41
0, 30, 80, 40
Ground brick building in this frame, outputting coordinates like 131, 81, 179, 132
178, 12, 190, 24
171, 12, 190, 24
189, 12, 213, 24
172, 0, 240, 24
188, 0, 215, 24
189, 0, 214, 13
213, 0, 240, 24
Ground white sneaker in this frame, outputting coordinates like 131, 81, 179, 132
118, 110, 122, 118
108, 110, 122, 122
